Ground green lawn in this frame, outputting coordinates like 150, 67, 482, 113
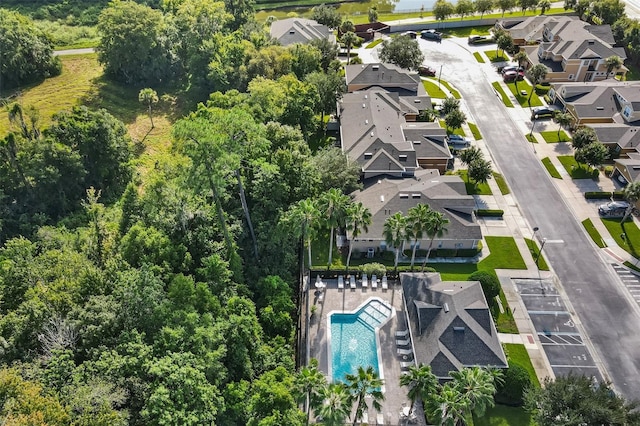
492, 172, 510, 195
624, 261, 640, 272
505, 81, 543, 107
423, 79, 448, 98
439, 120, 466, 137
557, 155, 599, 179
485, 49, 509, 62
524, 238, 549, 271
525, 133, 537, 143
457, 170, 493, 195
469, 122, 482, 140
439, 79, 461, 99
541, 157, 562, 178
582, 218, 607, 248
473, 52, 486, 63
624, 62, 640, 81
474, 404, 534, 426
504, 343, 540, 387
365, 39, 383, 48
492, 82, 514, 108
602, 218, 640, 258
539, 130, 570, 143
442, 25, 493, 38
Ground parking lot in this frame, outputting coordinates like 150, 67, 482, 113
611, 263, 640, 305
513, 278, 602, 381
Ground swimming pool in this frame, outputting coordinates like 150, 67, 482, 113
328, 298, 393, 383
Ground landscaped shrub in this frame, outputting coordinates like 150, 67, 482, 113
495, 362, 532, 406
360, 262, 386, 276
584, 191, 624, 200
432, 249, 456, 257
456, 248, 481, 257
469, 270, 500, 300
476, 209, 504, 217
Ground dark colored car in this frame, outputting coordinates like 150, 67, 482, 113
531, 106, 559, 119
503, 70, 525, 82
421, 29, 442, 41
468, 35, 488, 44
418, 65, 437, 76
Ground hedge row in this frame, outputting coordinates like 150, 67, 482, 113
476, 209, 505, 217
584, 191, 625, 200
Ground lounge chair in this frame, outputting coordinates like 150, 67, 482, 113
397, 338, 410, 346
350, 275, 356, 289
381, 275, 388, 290
371, 274, 378, 289
338, 275, 344, 289
376, 413, 385, 425
397, 348, 413, 356
396, 329, 409, 338
400, 361, 414, 370
362, 273, 368, 288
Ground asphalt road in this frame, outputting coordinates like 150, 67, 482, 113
417, 37, 640, 398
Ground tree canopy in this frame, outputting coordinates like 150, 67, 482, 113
379, 35, 425, 71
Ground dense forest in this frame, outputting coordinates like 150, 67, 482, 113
0, 0, 363, 424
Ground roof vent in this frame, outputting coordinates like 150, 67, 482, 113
370, 132, 374, 137
596, 106, 604, 110
453, 326, 465, 332
372, 65, 379, 70
399, 193, 409, 198
380, 195, 385, 202
414, 99, 421, 103
364, 152, 373, 158
411, 193, 421, 198
588, 39, 595, 45
443, 303, 449, 313
362, 103, 366, 108
364, 94, 368, 99
365, 119, 369, 124
289, 30, 295, 34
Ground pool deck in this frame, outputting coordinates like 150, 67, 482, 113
308, 275, 426, 425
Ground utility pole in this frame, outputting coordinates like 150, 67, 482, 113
438, 64, 443, 89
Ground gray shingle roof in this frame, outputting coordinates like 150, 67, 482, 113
401, 273, 507, 379
350, 169, 481, 242
590, 123, 640, 149
554, 81, 640, 121
270, 18, 335, 46
345, 63, 424, 95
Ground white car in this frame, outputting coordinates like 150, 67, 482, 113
446, 134, 470, 147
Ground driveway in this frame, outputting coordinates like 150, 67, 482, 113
410, 36, 640, 398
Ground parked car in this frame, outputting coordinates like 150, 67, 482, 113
421, 29, 442, 41
402, 31, 418, 39
500, 65, 524, 75
531, 106, 559, 119
468, 35, 488, 44
598, 201, 630, 217
503, 70, 525, 82
446, 134, 470, 147
418, 65, 437, 76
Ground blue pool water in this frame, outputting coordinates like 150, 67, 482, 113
330, 300, 391, 383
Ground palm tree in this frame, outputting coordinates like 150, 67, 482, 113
605, 55, 623, 79
319, 188, 350, 270
345, 202, 372, 273
622, 181, 640, 222
513, 50, 529, 69
449, 367, 500, 419
421, 211, 449, 271
527, 64, 548, 106
538, 0, 551, 14
406, 204, 432, 271
429, 382, 467, 426
283, 198, 320, 269
383, 212, 407, 275
341, 31, 359, 65
317, 383, 352, 426
138, 88, 159, 128
294, 359, 328, 426
554, 111, 572, 139
346, 366, 385, 426
400, 364, 439, 417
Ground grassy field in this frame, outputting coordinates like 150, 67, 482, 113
504, 343, 540, 386
557, 155, 599, 179
582, 218, 607, 248
492, 82, 514, 108
0, 53, 184, 178
365, 39, 383, 48
541, 157, 561, 178
457, 170, 493, 195
505, 81, 543, 107
34, 20, 99, 49
485, 50, 509, 62
439, 120, 466, 136
492, 172, 510, 195
474, 52, 486, 63
602, 218, 640, 258
525, 133, 537, 143
540, 130, 570, 143
474, 404, 534, 426
524, 238, 549, 271
423, 79, 448, 98
439, 79, 461, 99
469, 122, 482, 140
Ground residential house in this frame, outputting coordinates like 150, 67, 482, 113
549, 80, 640, 126
613, 152, 640, 186
589, 123, 640, 157
498, 16, 627, 82
269, 18, 335, 46
348, 168, 481, 255
401, 272, 508, 380
338, 89, 450, 178
344, 63, 425, 95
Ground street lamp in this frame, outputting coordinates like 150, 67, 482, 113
535, 237, 547, 266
